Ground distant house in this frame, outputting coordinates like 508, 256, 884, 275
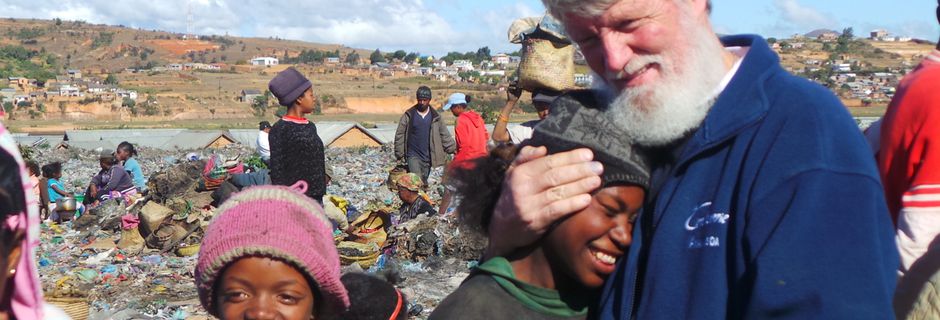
167, 64, 183, 71
509, 56, 522, 64
13, 95, 29, 104
432, 60, 447, 68
479, 70, 506, 76
817, 32, 839, 42
453, 60, 474, 72
67, 69, 82, 80
250, 57, 279, 66
116, 89, 138, 101
417, 67, 433, 75
325, 57, 340, 64
832, 63, 852, 72
29, 91, 46, 100
492, 53, 510, 65
87, 83, 110, 94
870, 29, 889, 40
241, 89, 262, 103
59, 85, 81, 97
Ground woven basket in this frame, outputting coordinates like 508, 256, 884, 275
46, 297, 89, 320
519, 38, 575, 92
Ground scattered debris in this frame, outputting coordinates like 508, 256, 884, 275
33, 143, 482, 318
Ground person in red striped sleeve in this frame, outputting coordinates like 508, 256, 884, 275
880, 2, 940, 316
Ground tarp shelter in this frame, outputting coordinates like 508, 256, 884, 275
61, 129, 235, 151
229, 121, 385, 149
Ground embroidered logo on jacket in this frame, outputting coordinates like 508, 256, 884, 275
685, 202, 730, 249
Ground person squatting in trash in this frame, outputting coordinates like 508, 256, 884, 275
431, 91, 650, 319
88, 149, 136, 204
267, 67, 327, 203
195, 182, 349, 320
395, 173, 437, 225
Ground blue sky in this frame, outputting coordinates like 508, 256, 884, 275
0, 0, 937, 56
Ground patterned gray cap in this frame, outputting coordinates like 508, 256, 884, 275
528, 90, 650, 190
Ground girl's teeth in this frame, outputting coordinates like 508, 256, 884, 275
594, 250, 616, 265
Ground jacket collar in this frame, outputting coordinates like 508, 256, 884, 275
410, 104, 440, 120
678, 34, 778, 164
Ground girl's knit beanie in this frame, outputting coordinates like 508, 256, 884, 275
195, 181, 349, 316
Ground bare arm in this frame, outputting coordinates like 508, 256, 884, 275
492, 86, 523, 143
484, 146, 604, 258
50, 184, 71, 197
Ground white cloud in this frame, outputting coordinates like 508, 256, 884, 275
0, 0, 534, 55
765, 0, 837, 36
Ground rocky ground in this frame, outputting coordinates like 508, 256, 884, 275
28, 143, 485, 319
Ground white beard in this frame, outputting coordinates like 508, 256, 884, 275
602, 20, 730, 147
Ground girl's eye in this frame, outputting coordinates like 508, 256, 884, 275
278, 293, 300, 305
224, 291, 248, 302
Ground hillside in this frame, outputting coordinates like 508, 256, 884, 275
0, 18, 371, 75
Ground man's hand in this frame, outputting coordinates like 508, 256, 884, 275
486, 146, 603, 258
506, 83, 523, 103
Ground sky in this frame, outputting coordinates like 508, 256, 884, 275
0, 0, 936, 56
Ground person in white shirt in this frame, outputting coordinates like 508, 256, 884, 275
257, 121, 272, 165
491, 88, 559, 145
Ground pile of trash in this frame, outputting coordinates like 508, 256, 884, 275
30, 144, 488, 319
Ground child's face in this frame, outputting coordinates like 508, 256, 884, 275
295, 88, 316, 114
543, 185, 644, 288
216, 257, 316, 320
116, 149, 130, 161
99, 159, 112, 170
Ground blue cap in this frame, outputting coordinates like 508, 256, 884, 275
443, 93, 467, 111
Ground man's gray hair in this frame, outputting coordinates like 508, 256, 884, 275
542, 0, 712, 22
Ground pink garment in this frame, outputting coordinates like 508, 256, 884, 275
194, 181, 349, 317
0, 122, 44, 319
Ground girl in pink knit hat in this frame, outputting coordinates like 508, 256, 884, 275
195, 181, 349, 319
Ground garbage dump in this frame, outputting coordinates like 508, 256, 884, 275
29, 143, 488, 319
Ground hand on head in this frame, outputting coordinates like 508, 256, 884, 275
486, 146, 603, 257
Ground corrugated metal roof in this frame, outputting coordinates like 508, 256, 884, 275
231, 122, 386, 148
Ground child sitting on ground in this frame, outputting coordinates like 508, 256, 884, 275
431, 92, 651, 319
115, 141, 146, 192
42, 162, 76, 221
88, 149, 136, 203
195, 182, 349, 319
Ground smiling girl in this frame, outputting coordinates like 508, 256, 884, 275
431, 91, 650, 319
195, 182, 349, 319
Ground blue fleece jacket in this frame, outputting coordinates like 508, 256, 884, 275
596, 35, 897, 319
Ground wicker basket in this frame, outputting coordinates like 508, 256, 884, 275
46, 297, 90, 320
518, 38, 575, 92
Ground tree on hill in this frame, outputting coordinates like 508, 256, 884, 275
251, 91, 271, 117
404, 52, 419, 64
370, 49, 386, 64
476, 46, 492, 61
346, 52, 360, 65
104, 74, 119, 85
393, 50, 407, 61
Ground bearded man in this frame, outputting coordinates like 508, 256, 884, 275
480, 0, 897, 318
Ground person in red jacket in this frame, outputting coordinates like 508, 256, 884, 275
440, 93, 489, 215
880, 4, 940, 316
444, 93, 489, 170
